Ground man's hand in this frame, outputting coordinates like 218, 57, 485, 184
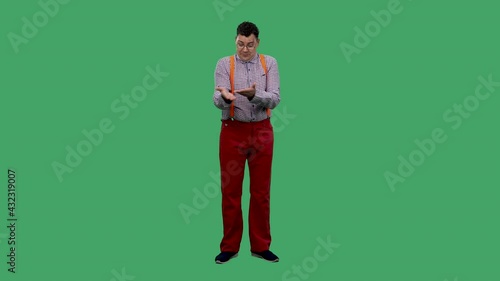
235, 83, 256, 98
216, 86, 236, 101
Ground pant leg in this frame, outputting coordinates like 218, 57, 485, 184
248, 119, 274, 252
219, 120, 248, 252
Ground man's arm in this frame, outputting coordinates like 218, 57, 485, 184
249, 56, 280, 109
213, 58, 234, 109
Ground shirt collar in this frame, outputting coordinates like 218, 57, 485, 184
235, 53, 260, 64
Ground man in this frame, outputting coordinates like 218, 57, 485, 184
213, 21, 280, 264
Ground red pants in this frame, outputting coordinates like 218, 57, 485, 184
219, 118, 274, 253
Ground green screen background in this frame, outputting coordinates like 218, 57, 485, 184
1, 0, 499, 280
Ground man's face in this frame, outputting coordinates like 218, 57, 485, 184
236, 34, 259, 62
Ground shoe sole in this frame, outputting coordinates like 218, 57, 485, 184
215, 253, 238, 264
251, 253, 279, 263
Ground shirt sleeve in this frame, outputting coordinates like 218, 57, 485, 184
213, 57, 232, 109
249, 56, 280, 109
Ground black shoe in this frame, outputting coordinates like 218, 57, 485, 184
215, 252, 238, 264
251, 250, 279, 262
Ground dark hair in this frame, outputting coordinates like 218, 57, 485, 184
236, 21, 259, 39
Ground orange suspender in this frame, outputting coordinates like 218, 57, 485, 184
259, 55, 271, 118
229, 54, 271, 119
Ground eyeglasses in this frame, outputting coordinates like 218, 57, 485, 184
237, 42, 255, 50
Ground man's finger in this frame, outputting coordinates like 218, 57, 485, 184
235, 87, 251, 93
238, 92, 252, 97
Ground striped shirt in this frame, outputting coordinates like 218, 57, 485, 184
213, 53, 280, 122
